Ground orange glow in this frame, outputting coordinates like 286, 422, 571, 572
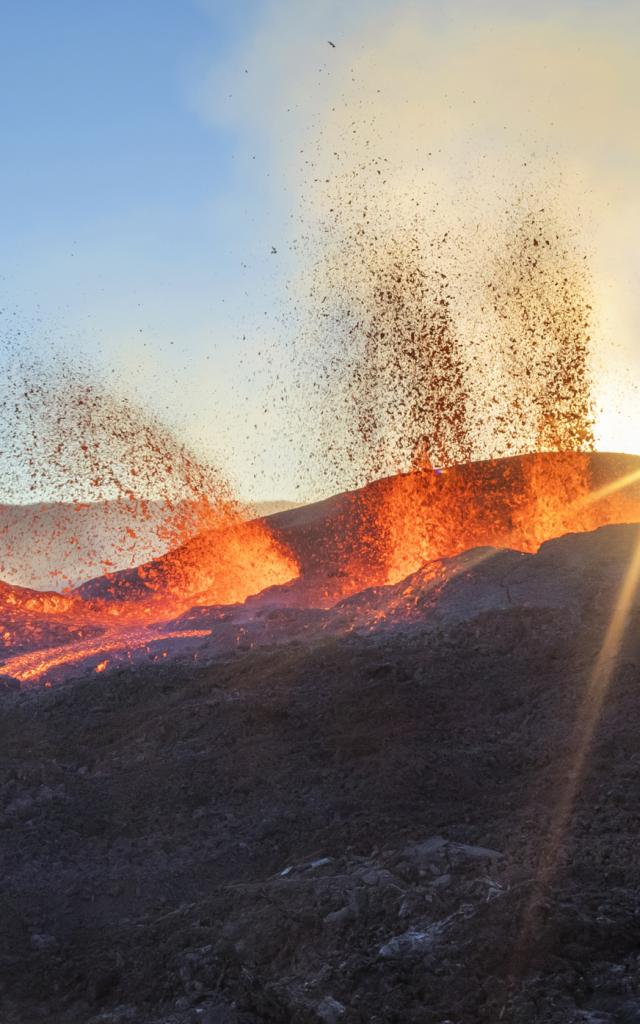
0, 399, 299, 684
2, 451, 639, 684
0, 514, 297, 636
135, 501, 299, 608
337, 452, 640, 593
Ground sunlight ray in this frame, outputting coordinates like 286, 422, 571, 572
572, 466, 640, 510
512, 525, 640, 972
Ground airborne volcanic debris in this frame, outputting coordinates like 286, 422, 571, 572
287, 162, 596, 497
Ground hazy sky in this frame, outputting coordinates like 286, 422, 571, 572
1, 0, 639, 501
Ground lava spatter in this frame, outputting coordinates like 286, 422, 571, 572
487, 203, 596, 456
286, 158, 600, 581
0, 352, 297, 602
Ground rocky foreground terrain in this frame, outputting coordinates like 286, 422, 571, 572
2, 522, 640, 1023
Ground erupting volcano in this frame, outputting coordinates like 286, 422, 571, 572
3, 189, 639, 687
6, 7, 640, 1022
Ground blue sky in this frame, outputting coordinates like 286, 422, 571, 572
0, 2, 267, 333
0, 1, 298, 499
1, 1, 639, 502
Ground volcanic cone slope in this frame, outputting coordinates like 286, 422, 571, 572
76, 450, 640, 609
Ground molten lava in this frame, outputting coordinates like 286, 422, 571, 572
3, 626, 212, 684
2, 452, 640, 684
263, 451, 640, 606
0, 506, 298, 682
370, 450, 640, 586
0, 354, 300, 682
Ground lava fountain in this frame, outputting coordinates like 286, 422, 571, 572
278, 175, 640, 595
0, 358, 298, 682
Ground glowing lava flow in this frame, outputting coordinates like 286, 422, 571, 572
0, 513, 299, 684
1, 626, 212, 684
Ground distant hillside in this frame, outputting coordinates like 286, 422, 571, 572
249, 500, 303, 518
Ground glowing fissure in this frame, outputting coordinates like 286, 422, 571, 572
316, 452, 640, 597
